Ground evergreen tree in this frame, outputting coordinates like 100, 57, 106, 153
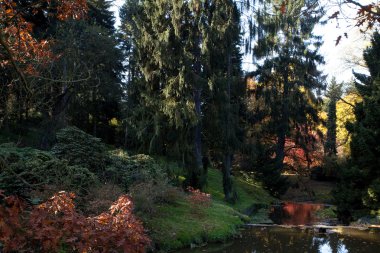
324, 77, 343, 156
88, 0, 116, 32
121, 0, 242, 190
248, 0, 325, 195
203, 1, 244, 202
335, 31, 380, 222
55, 21, 124, 142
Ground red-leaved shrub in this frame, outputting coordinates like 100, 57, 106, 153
0, 191, 151, 253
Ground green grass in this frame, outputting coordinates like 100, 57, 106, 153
205, 169, 275, 211
141, 168, 275, 252
145, 200, 245, 252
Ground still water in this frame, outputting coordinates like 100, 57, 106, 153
269, 202, 326, 225
178, 226, 380, 253
178, 202, 380, 253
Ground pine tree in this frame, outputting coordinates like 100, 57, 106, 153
121, 0, 243, 190
88, 0, 116, 32
324, 77, 343, 156
38, 18, 124, 147
248, 0, 325, 195
203, 0, 244, 202
335, 31, 380, 222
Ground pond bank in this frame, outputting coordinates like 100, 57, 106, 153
144, 169, 275, 252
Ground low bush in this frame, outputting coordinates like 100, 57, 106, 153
0, 191, 151, 253
79, 183, 124, 215
51, 127, 107, 174
333, 165, 365, 224
129, 179, 183, 215
106, 152, 168, 191
363, 178, 380, 212
0, 143, 97, 197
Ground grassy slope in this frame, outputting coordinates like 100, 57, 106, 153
0, 134, 274, 252
143, 168, 275, 252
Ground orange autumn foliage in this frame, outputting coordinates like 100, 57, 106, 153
0, 191, 151, 253
0, 0, 87, 75
283, 137, 324, 172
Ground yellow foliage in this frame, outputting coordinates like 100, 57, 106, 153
317, 110, 327, 135
336, 93, 362, 156
109, 117, 119, 127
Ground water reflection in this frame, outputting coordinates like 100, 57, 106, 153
178, 227, 380, 253
269, 202, 325, 225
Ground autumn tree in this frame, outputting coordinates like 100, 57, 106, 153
0, 0, 87, 134
0, 1, 126, 147
335, 88, 362, 155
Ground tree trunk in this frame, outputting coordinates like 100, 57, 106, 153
222, 51, 236, 203
223, 153, 236, 203
40, 59, 70, 149
189, 25, 205, 189
192, 87, 204, 188
275, 71, 290, 171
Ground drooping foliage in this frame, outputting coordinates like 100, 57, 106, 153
88, 0, 116, 32
202, 1, 244, 203
121, 0, 243, 191
244, 0, 325, 196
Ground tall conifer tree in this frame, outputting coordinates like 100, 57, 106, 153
335, 31, 380, 222
203, 0, 244, 202
324, 77, 343, 156
248, 0, 325, 195
122, 0, 242, 190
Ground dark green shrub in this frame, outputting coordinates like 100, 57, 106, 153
333, 165, 366, 224
363, 178, 380, 212
106, 152, 167, 190
52, 127, 107, 173
0, 143, 97, 197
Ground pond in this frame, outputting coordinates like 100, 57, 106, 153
269, 202, 327, 225
178, 202, 380, 253
178, 226, 380, 253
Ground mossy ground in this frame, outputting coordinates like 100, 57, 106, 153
140, 168, 275, 252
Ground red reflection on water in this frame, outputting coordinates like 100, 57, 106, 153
270, 202, 324, 225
